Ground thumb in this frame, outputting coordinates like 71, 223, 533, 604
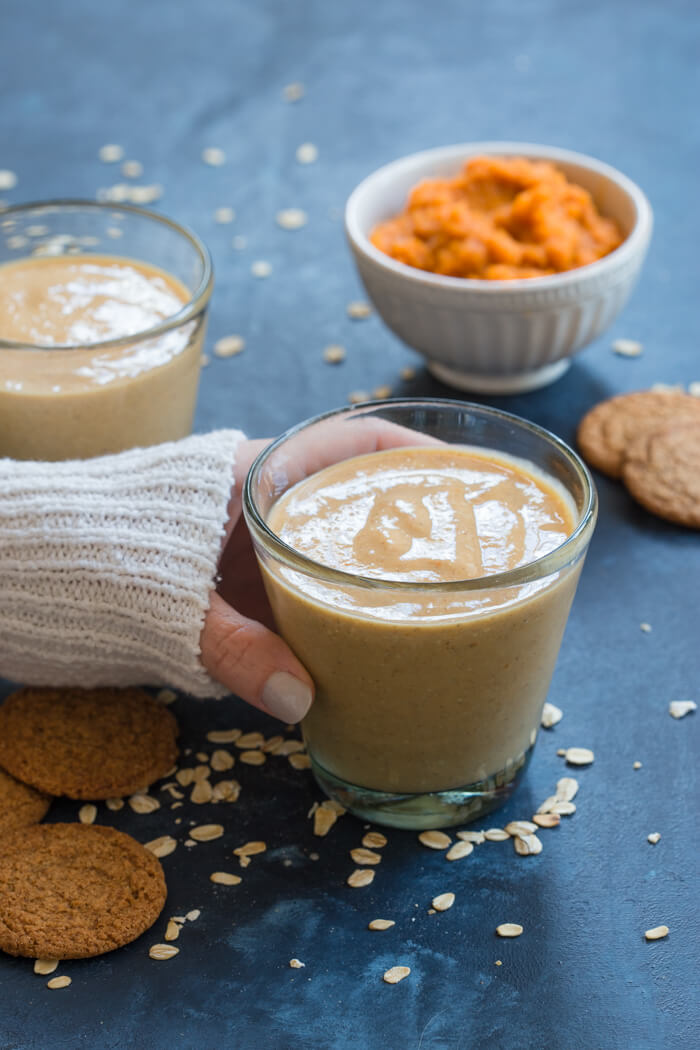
200, 593, 314, 724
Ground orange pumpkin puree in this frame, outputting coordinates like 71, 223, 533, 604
370, 155, 623, 280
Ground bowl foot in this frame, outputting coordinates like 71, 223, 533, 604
428, 357, 571, 394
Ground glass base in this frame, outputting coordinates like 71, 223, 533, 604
310, 745, 534, 830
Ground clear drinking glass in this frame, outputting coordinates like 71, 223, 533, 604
0, 200, 213, 460
244, 399, 597, 830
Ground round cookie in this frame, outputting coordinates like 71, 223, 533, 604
622, 421, 700, 528
0, 767, 51, 835
577, 390, 700, 479
0, 823, 166, 959
0, 687, 178, 800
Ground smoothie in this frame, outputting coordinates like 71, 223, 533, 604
0, 254, 204, 460
264, 445, 581, 798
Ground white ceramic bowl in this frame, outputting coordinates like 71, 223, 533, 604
345, 142, 653, 394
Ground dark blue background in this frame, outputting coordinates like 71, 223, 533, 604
0, 2, 698, 1048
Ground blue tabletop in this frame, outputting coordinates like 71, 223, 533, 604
1, 2, 699, 1048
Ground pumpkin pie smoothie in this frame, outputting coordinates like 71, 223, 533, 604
249, 406, 596, 829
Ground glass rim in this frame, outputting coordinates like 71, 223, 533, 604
243, 397, 598, 594
0, 198, 213, 352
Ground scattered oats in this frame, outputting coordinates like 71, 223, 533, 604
105, 797, 124, 811
556, 777, 579, 801
483, 828, 510, 842
383, 966, 410, 984
149, 944, 180, 960
7, 234, 28, 250
323, 344, 346, 364
156, 688, 177, 705
372, 385, 393, 399
34, 959, 59, 975
190, 779, 213, 804
564, 747, 594, 766
238, 855, 251, 868
106, 226, 123, 239
496, 923, 523, 938
145, 835, 177, 858
645, 925, 669, 941
129, 793, 160, 814
163, 784, 184, 799
194, 764, 211, 781
495, 960, 502, 966
556, 748, 567, 757
514, 834, 543, 856
190, 824, 224, 842
176, 768, 195, 787
78, 804, 97, 825
400, 366, 416, 381
234, 841, 267, 857
612, 338, 643, 357
185, 909, 201, 922
669, 700, 697, 719
236, 732, 265, 750
262, 735, 285, 753
214, 206, 235, 224
505, 821, 538, 838
164, 920, 180, 942
47, 975, 72, 989
347, 868, 375, 888
362, 831, 388, 849
0, 170, 17, 191
289, 752, 311, 770
170, 915, 186, 924
347, 300, 372, 320
369, 919, 395, 931
350, 847, 382, 866
275, 739, 306, 756
207, 729, 242, 744
688, 381, 700, 398
533, 812, 561, 828
214, 334, 245, 358
348, 390, 369, 404
98, 144, 124, 163
129, 184, 163, 204
296, 142, 318, 164
541, 701, 563, 728
276, 208, 308, 230
184, 839, 196, 847
210, 871, 242, 885
283, 82, 305, 102
457, 830, 486, 844
26, 224, 50, 237
251, 260, 272, 278
309, 851, 320, 861
211, 749, 235, 772
232, 235, 247, 251
446, 840, 474, 861
633, 761, 643, 770
418, 830, 452, 850
313, 802, 342, 836
202, 147, 226, 167
432, 892, 455, 912
289, 958, 305, 968
122, 160, 144, 178
552, 800, 577, 816
648, 832, 661, 845
171, 801, 183, 810
239, 750, 266, 766
640, 622, 652, 633
211, 779, 241, 802
195, 752, 209, 764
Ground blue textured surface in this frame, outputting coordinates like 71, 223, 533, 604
1, 1, 699, 1048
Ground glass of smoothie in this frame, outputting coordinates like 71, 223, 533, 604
244, 399, 597, 830
0, 200, 213, 460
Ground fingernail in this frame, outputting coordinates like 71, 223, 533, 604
261, 671, 313, 724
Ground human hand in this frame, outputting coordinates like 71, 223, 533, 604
199, 419, 437, 723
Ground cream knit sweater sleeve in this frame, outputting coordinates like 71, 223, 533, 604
0, 429, 245, 697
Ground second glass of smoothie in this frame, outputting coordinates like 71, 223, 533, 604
244, 399, 597, 829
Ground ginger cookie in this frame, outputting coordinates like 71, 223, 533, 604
577, 390, 700, 479
0, 823, 166, 959
622, 421, 700, 528
0, 687, 178, 800
0, 767, 51, 835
